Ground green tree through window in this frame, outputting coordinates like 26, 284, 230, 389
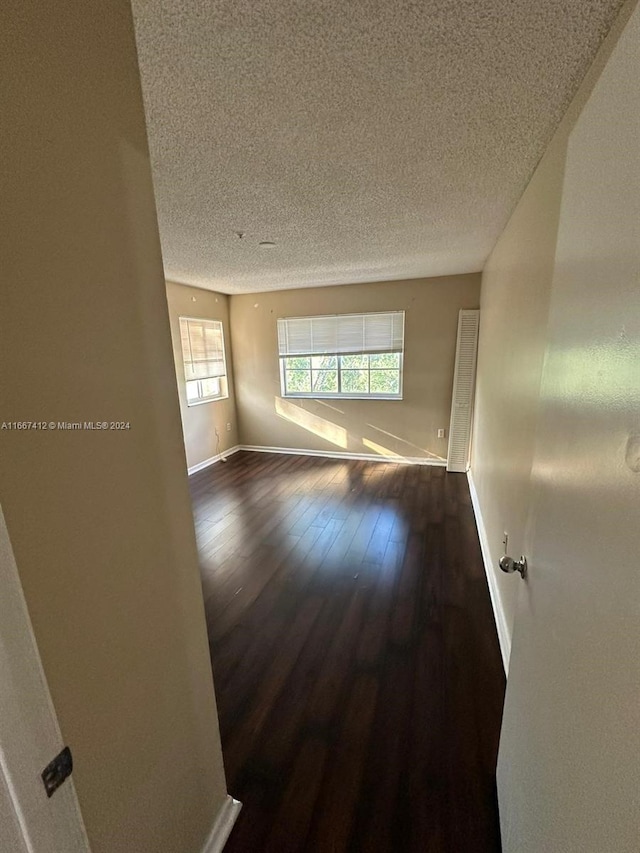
282, 352, 402, 399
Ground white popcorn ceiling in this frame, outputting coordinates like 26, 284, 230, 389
132, 0, 625, 294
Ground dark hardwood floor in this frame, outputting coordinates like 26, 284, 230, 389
189, 451, 505, 853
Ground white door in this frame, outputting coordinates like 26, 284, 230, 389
496, 7, 640, 852
0, 505, 91, 853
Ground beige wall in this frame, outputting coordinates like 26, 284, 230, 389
166, 281, 239, 469
472, 1, 639, 850
230, 275, 480, 460
470, 120, 567, 658
0, 4, 228, 853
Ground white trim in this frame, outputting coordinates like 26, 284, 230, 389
0, 505, 91, 851
200, 795, 242, 853
187, 446, 241, 476
237, 444, 447, 466
466, 469, 511, 673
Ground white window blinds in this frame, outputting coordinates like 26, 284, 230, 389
277, 311, 404, 357
179, 317, 226, 381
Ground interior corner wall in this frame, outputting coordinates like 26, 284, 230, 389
229, 274, 481, 461
487, 1, 639, 849
0, 3, 228, 852
166, 281, 239, 469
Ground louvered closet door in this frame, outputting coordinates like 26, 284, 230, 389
447, 310, 480, 473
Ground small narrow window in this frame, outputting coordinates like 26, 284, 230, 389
277, 311, 404, 400
179, 317, 229, 405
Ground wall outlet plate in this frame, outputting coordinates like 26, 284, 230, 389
438, 428, 446, 438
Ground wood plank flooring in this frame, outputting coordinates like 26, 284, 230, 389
189, 451, 505, 853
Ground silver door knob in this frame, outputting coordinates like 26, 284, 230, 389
499, 555, 527, 578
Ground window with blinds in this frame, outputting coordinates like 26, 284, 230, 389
179, 317, 229, 405
277, 311, 405, 399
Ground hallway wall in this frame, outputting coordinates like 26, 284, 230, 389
471, 0, 638, 666
472, 0, 639, 848
470, 115, 567, 663
0, 3, 228, 852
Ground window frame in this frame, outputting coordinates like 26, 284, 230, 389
277, 312, 405, 401
178, 316, 230, 407
280, 352, 404, 400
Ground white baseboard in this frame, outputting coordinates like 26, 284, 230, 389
188, 446, 240, 476
201, 795, 242, 853
467, 469, 511, 673
237, 444, 447, 466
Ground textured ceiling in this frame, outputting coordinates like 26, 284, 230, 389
132, 0, 624, 294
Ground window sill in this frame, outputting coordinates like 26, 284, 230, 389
186, 394, 230, 407
281, 394, 403, 401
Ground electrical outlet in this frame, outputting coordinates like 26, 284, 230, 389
226, 422, 232, 432
437, 428, 446, 439
502, 532, 509, 553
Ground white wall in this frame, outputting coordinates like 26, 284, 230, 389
470, 0, 638, 668
472, 0, 640, 849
